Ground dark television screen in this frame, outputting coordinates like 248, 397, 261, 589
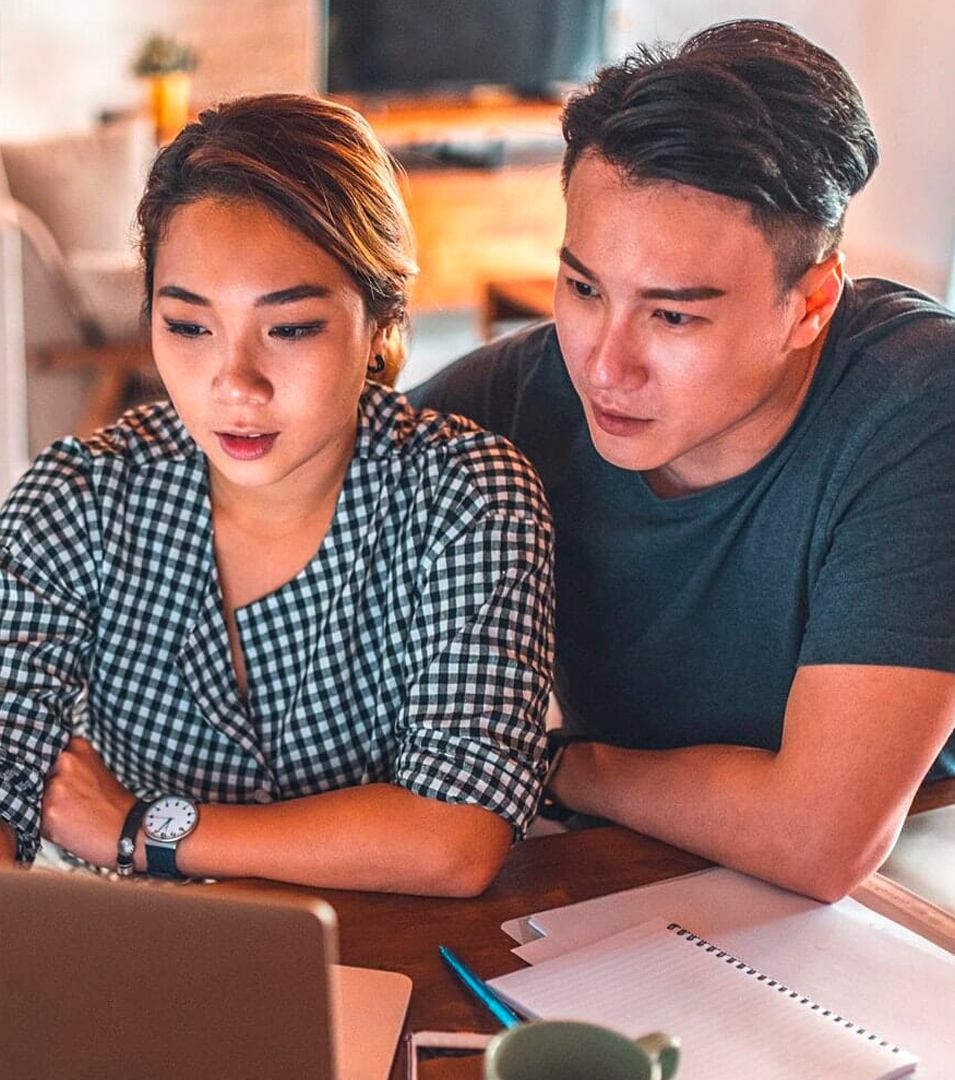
324, 0, 607, 98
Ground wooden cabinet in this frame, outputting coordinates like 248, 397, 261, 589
363, 100, 566, 311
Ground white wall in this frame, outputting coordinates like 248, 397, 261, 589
0, 0, 319, 140
604, 1, 955, 300
0, 213, 30, 501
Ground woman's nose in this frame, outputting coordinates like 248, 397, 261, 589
211, 346, 272, 405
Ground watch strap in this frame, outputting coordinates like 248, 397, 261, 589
116, 798, 147, 876
145, 840, 182, 879
540, 729, 589, 822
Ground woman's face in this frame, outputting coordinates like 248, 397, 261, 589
151, 197, 384, 505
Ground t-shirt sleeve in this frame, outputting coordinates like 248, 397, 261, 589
0, 442, 99, 861
407, 323, 558, 444
390, 437, 554, 838
799, 376, 955, 673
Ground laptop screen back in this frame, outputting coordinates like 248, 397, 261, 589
1, 869, 339, 1080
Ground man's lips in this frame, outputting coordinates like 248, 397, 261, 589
215, 431, 278, 461
590, 404, 655, 437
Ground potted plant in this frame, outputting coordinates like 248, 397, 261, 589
131, 34, 199, 143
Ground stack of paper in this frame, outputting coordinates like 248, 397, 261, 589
493, 867, 955, 1078
490, 916, 916, 1080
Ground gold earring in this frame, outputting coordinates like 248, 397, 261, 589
368, 354, 386, 376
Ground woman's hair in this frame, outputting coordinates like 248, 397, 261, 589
137, 93, 417, 383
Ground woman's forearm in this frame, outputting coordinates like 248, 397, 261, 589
146, 784, 513, 897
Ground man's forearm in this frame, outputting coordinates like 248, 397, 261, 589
552, 665, 955, 902
553, 740, 901, 902
0, 820, 17, 863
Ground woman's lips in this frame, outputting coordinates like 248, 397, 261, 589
591, 405, 654, 437
215, 432, 278, 460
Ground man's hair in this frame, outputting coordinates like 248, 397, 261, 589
561, 19, 879, 290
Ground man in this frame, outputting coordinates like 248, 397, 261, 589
410, 19, 955, 901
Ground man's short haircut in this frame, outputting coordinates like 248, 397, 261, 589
561, 19, 879, 291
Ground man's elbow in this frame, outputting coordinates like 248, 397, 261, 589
780, 827, 899, 904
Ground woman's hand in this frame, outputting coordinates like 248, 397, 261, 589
41, 736, 136, 869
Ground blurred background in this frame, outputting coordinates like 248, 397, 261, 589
2, 0, 954, 496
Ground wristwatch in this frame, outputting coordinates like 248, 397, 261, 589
116, 798, 148, 877
143, 795, 199, 879
539, 729, 589, 822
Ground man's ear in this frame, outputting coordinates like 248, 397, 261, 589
788, 251, 846, 350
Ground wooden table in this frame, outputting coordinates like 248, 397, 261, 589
333, 827, 707, 1042
229, 826, 706, 1078
228, 776, 954, 1078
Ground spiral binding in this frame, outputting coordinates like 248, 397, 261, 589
666, 922, 903, 1055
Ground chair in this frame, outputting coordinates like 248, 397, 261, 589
0, 119, 157, 498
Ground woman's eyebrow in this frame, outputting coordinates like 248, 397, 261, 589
156, 285, 209, 306
155, 284, 332, 306
255, 284, 332, 306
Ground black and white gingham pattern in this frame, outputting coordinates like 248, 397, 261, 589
0, 385, 554, 862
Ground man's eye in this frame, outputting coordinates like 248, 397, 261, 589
164, 320, 208, 338
654, 310, 694, 327
566, 277, 598, 299
270, 323, 326, 341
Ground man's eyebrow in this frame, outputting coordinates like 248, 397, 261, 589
255, 284, 331, 306
559, 246, 595, 280
156, 285, 210, 306
638, 285, 726, 301
559, 247, 726, 302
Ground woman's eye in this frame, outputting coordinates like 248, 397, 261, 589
164, 320, 208, 338
270, 323, 326, 341
566, 277, 598, 300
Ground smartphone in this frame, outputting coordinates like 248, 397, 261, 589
405, 1030, 495, 1080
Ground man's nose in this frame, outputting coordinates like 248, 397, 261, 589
585, 317, 648, 391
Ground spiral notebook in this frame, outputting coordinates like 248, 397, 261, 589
488, 916, 918, 1080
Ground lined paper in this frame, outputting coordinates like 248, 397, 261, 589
489, 917, 917, 1080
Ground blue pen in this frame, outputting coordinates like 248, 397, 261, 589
439, 945, 523, 1029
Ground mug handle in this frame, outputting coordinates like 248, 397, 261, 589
633, 1031, 681, 1080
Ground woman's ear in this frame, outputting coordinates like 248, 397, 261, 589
368, 322, 404, 387
788, 251, 846, 350
367, 322, 388, 361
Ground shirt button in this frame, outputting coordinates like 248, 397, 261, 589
253, 787, 272, 804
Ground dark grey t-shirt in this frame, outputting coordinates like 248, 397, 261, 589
410, 278, 955, 779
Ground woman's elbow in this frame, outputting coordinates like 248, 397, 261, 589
425, 822, 513, 898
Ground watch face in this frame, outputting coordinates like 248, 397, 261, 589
143, 797, 198, 842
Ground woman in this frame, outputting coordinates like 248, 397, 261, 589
0, 95, 553, 896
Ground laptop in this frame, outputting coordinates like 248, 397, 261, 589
0, 867, 411, 1080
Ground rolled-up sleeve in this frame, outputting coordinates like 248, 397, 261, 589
393, 437, 554, 838
0, 443, 99, 860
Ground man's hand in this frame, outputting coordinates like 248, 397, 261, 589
41, 736, 136, 870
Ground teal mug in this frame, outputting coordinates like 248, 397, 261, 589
484, 1020, 680, 1080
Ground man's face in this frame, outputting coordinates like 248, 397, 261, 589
554, 154, 823, 497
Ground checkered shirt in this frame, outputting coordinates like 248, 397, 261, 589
0, 384, 554, 863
